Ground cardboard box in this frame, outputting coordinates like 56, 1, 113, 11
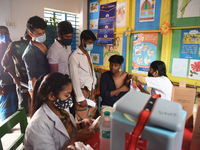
190, 99, 200, 150
171, 85, 196, 127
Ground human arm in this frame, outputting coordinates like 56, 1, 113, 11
135, 79, 150, 94
69, 55, 87, 107
100, 72, 130, 99
63, 128, 95, 150
49, 64, 58, 72
1, 42, 21, 86
47, 48, 59, 73
22, 49, 37, 90
0, 86, 4, 95
124, 73, 133, 86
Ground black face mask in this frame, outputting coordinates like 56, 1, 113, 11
148, 71, 154, 77
61, 38, 72, 46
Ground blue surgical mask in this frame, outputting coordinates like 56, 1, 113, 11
0, 34, 11, 43
83, 43, 94, 51
62, 38, 72, 46
54, 96, 73, 110
35, 33, 46, 43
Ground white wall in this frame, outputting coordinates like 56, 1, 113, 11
0, 0, 88, 41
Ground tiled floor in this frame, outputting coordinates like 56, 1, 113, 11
1, 114, 30, 150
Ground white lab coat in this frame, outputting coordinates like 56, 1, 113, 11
24, 103, 77, 150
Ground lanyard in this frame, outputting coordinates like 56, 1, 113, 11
126, 94, 161, 150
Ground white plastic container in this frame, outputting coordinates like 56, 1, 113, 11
99, 111, 110, 150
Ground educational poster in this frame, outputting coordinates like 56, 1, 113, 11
188, 59, 200, 80
97, 2, 116, 45
180, 29, 200, 59
177, 0, 200, 18
132, 33, 158, 74
139, 0, 156, 22
90, 1, 98, 13
115, 1, 127, 27
103, 37, 122, 67
172, 58, 188, 78
90, 19, 98, 30
91, 53, 100, 64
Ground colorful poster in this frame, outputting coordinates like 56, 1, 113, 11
132, 33, 158, 74
188, 59, 200, 80
90, 2, 98, 13
139, 0, 156, 22
172, 58, 188, 78
90, 19, 98, 30
115, 1, 127, 27
103, 37, 122, 66
180, 29, 200, 59
177, 0, 200, 18
97, 2, 116, 45
91, 53, 100, 64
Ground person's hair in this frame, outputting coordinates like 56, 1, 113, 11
109, 55, 124, 65
150, 61, 168, 77
26, 16, 47, 33
57, 21, 73, 36
32, 72, 75, 117
24, 29, 31, 40
0, 26, 9, 32
80, 30, 96, 42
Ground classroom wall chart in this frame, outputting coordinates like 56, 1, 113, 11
180, 29, 200, 59
188, 59, 200, 80
139, 0, 155, 22
97, 2, 116, 45
172, 58, 188, 78
132, 33, 158, 74
103, 36, 122, 67
115, 1, 127, 27
177, 0, 200, 18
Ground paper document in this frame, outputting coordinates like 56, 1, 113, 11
86, 99, 96, 107
20, 82, 29, 88
89, 116, 101, 129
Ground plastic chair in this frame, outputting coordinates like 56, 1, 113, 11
0, 107, 28, 150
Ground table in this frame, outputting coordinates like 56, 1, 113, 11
85, 128, 193, 150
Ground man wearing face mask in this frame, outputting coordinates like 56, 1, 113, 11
22, 16, 50, 117
0, 26, 18, 121
69, 30, 97, 121
47, 21, 73, 75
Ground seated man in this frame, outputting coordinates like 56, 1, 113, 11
100, 55, 132, 107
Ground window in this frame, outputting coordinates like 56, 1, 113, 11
44, 9, 79, 51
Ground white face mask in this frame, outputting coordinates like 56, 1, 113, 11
35, 33, 46, 43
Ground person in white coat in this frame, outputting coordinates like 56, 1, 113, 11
24, 72, 95, 150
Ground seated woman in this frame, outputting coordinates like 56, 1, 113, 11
24, 72, 95, 150
135, 60, 173, 101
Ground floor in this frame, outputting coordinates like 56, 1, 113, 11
1, 114, 30, 150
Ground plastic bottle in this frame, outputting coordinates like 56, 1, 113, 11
99, 111, 111, 150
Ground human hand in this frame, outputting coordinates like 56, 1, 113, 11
82, 89, 89, 99
127, 73, 133, 80
82, 118, 94, 129
79, 100, 88, 107
135, 79, 142, 87
0, 87, 4, 96
74, 128, 95, 142
120, 85, 130, 92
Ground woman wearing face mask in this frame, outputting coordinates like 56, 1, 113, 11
24, 72, 96, 150
135, 61, 173, 101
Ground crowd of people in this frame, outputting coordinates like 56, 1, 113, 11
0, 15, 172, 149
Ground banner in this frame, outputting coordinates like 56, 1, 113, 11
97, 2, 116, 45
132, 33, 158, 74
180, 29, 200, 59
